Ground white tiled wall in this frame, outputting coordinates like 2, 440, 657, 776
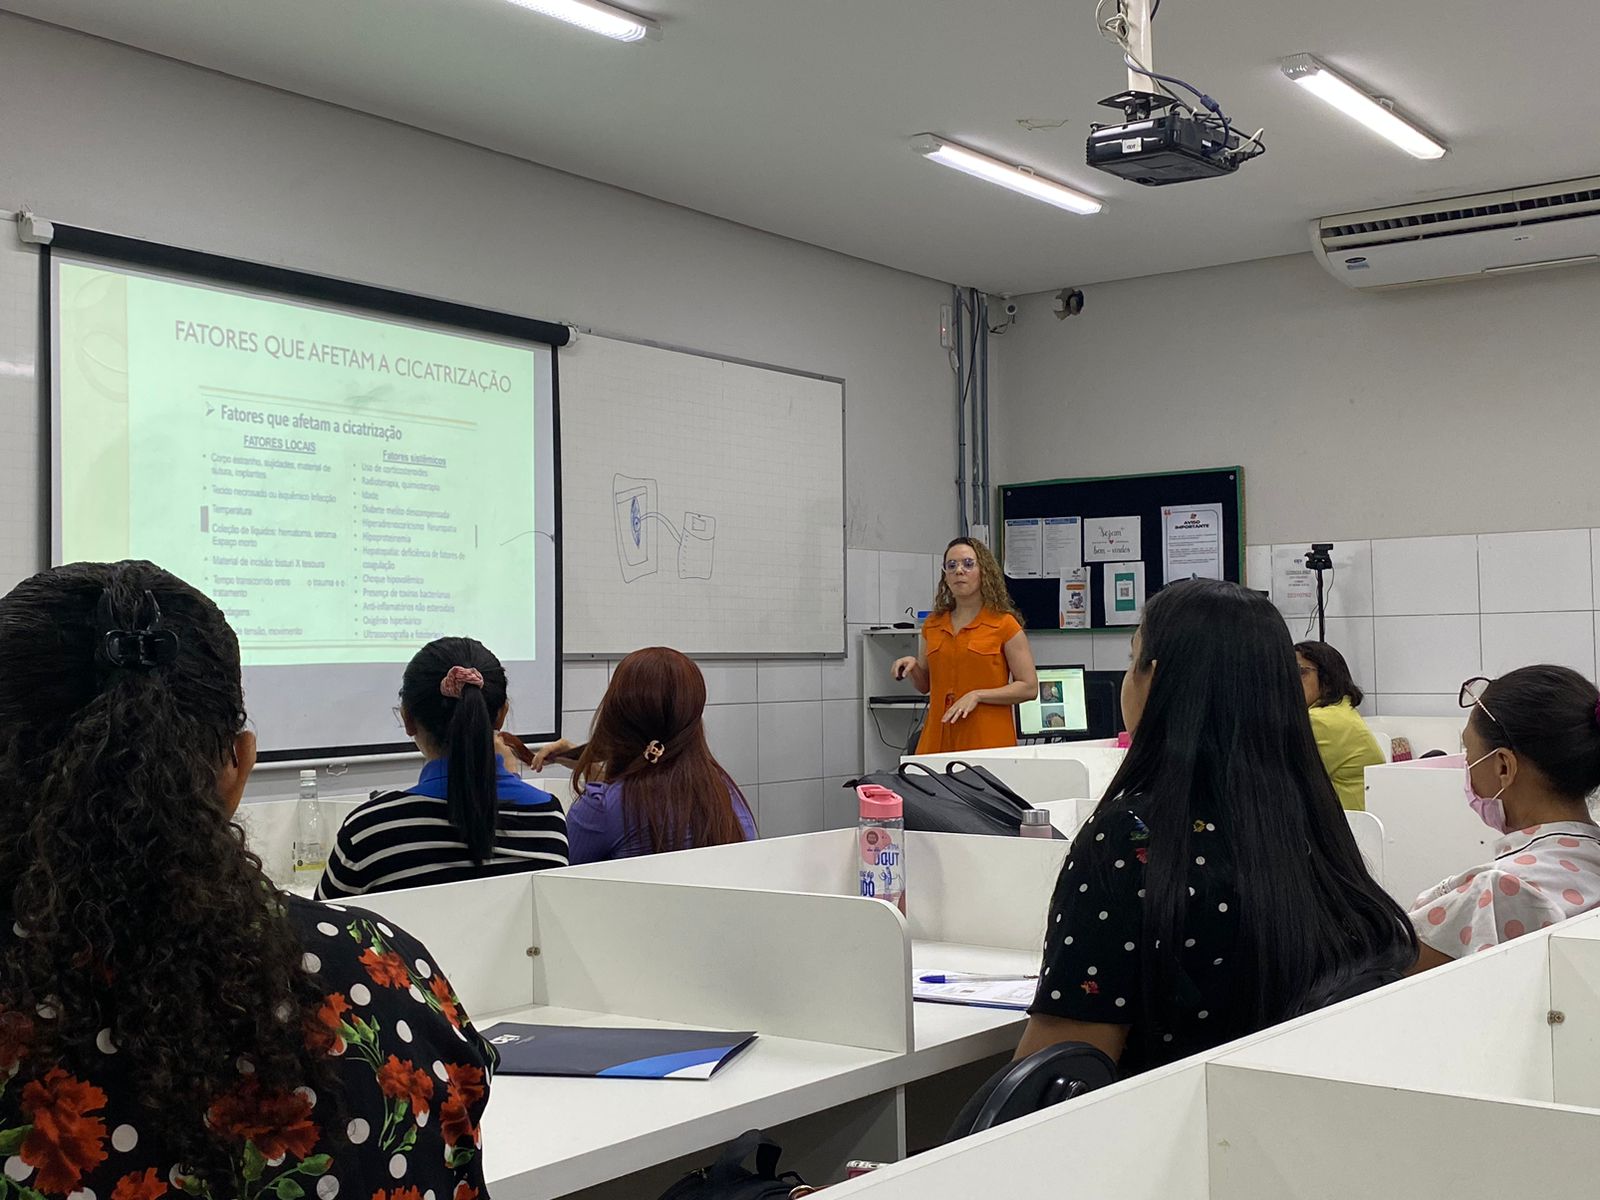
559, 545, 937, 839
1252, 528, 1600, 717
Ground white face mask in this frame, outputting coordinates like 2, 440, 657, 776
1464, 749, 1510, 834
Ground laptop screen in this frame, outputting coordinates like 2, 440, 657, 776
1017, 666, 1090, 737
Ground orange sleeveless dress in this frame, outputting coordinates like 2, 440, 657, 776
914, 607, 1024, 754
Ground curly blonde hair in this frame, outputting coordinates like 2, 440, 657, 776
932, 536, 1023, 623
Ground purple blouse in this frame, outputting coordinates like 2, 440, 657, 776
567, 777, 757, 865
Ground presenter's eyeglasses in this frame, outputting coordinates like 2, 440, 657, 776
944, 557, 978, 574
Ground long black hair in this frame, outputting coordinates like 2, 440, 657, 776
0, 561, 334, 1182
1475, 665, 1600, 800
1294, 639, 1364, 707
1098, 579, 1414, 1039
400, 637, 508, 863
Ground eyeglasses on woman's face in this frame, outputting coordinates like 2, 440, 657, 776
944, 557, 978, 574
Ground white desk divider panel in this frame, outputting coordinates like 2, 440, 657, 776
530, 873, 912, 1053
1213, 933, 1556, 1099
329, 873, 540, 1018
905, 832, 1067, 950
1543, 917, 1600, 1108
555, 830, 1063, 1070
1364, 713, 1467, 757
1363, 756, 1493, 907
837, 1061, 1212, 1200
558, 827, 859, 894
559, 829, 1068, 954
1204, 1064, 1599, 1199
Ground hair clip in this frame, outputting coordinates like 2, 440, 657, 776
98, 589, 180, 670
643, 740, 666, 764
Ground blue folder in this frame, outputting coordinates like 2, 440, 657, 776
481, 1022, 757, 1079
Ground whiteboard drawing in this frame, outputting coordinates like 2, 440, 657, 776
612, 474, 717, 583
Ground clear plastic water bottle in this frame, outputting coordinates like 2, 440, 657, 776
857, 784, 905, 915
294, 769, 326, 877
1019, 809, 1054, 839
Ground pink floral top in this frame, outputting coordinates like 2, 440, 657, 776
1409, 822, 1600, 957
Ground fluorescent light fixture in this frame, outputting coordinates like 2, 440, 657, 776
506, 0, 660, 42
1280, 55, 1445, 160
910, 135, 1103, 215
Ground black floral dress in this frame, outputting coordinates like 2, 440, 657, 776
0, 895, 496, 1200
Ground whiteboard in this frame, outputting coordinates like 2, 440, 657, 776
559, 334, 845, 656
0, 226, 41, 595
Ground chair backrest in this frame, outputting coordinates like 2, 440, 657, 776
1345, 809, 1386, 890
945, 1041, 1118, 1140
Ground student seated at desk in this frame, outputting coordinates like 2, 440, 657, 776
1017, 579, 1414, 1075
1295, 640, 1385, 811
1409, 667, 1600, 970
0, 562, 493, 1200
533, 647, 755, 862
319, 635, 568, 897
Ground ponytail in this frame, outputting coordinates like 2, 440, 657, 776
444, 680, 497, 863
0, 561, 335, 1185
399, 638, 510, 865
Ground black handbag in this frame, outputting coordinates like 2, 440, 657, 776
656, 1130, 808, 1199
845, 761, 1062, 838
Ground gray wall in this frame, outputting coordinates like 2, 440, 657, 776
995, 252, 1600, 545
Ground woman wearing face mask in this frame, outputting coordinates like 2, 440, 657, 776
1408, 666, 1600, 971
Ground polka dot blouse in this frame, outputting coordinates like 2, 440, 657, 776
1030, 805, 1248, 1075
1409, 822, 1600, 958
0, 895, 496, 1200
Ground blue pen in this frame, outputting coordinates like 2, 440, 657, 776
919, 972, 1038, 984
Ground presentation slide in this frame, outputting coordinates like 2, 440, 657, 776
51, 255, 559, 755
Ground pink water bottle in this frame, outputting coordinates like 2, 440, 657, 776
857, 785, 906, 914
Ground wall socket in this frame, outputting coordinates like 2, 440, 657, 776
938, 303, 954, 349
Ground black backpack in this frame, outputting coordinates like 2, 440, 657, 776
657, 1130, 808, 1199
845, 761, 1063, 838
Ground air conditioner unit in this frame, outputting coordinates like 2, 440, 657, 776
1312, 176, 1600, 290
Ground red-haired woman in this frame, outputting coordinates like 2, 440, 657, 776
533, 647, 756, 863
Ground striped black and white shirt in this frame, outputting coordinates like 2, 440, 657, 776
316, 758, 569, 898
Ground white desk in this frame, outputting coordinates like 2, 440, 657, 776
832, 908, 1600, 1198
476, 1005, 900, 1199
333, 832, 1059, 1197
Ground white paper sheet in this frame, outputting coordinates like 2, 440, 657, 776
1162, 504, 1224, 582
1102, 561, 1146, 626
1003, 518, 1044, 577
1085, 515, 1142, 562
1041, 516, 1083, 576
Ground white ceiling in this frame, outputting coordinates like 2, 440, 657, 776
8, 0, 1600, 294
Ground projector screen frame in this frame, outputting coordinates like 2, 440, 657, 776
39, 223, 567, 762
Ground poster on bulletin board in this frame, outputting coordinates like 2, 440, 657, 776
999, 467, 1244, 632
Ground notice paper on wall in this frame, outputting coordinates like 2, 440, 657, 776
1042, 516, 1083, 576
1162, 504, 1224, 582
1102, 561, 1146, 626
1003, 517, 1044, 577
1085, 515, 1142, 562
1058, 568, 1089, 629
1272, 547, 1318, 611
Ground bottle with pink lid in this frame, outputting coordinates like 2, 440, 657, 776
856, 784, 906, 914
